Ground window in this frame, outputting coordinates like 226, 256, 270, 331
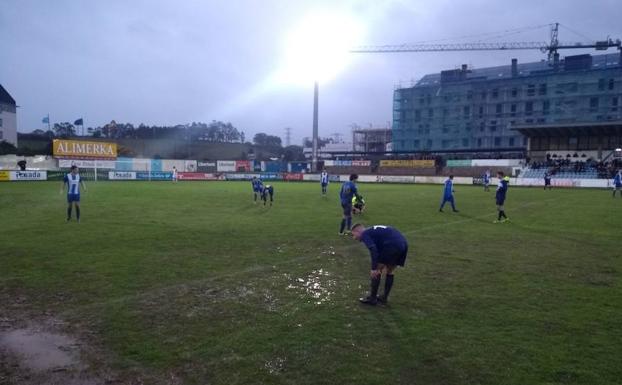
478, 106, 484, 118
466, 91, 473, 100
538, 83, 547, 96
0, 118, 2, 127
609, 79, 615, 90
598, 78, 606, 91
0, 130, 3, 139
428, 108, 434, 118
511, 87, 518, 97
463, 106, 470, 118
612, 97, 619, 111
414, 140, 420, 149
590, 97, 599, 112
494, 137, 501, 146
527, 84, 536, 96
442, 125, 450, 134
492, 89, 499, 99
414, 110, 421, 121
510, 104, 517, 117
489, 120, 497, 132
479, 122, 485, 132
543, 100, 550, 115
477, 138, 482, 147
442, 140, 451, 149
462, 138, 469, 147
481, 91, 487, 100
465, 122, 472, 131
443, 109, 449, 117
509, 137, 515, 147
419, 97, 425, 105
426, 139, 432, 148
496, 103, 503, 117
525, 101, 533, 116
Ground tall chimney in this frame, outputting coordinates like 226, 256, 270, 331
511, 58, 518, 77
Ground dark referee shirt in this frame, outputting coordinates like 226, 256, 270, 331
360, 226, 408, 270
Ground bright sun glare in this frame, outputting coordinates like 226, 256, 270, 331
275, 10, 365, 86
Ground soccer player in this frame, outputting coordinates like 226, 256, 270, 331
339, 174, 360, 235
351, 224, 409, 306
613, 171, 622, 198
544, 171, 552, 190
60, 165, 87, 222
172, 166, 178, 182
439, 175, 458, 212
494, 171, 510, 223
483, 169, 491, 191
251, 176, 264, 203
261, 184, 274, 206
320, 169, 329, 195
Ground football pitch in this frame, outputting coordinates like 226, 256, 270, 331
1, 181, 621, 385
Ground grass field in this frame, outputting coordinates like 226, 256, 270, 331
1, 180, 621, 385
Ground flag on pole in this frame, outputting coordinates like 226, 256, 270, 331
42, 116, 49, 124
74, 118, 83, 125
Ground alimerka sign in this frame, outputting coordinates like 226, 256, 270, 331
53, 139, 117, 159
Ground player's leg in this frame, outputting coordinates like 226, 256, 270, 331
66, 201, 72, 221
439, 197, 446, 212
360, 263, 384, 305
269, 191, 273, 206
339, 203, 350, 234
75, 202, 81, 222
378, 264, 396, 304
450, 196, 458, 212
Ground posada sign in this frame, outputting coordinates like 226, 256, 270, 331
53, 139, 117, 159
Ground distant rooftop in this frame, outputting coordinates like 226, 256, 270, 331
0, 84, 16, 105
414, 53, 621, 87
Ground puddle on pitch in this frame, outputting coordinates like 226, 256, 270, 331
264, 356, 286, 375
287, 268, 336, 305
0, 328, 79, 371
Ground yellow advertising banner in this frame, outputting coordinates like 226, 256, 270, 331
53, 139, 117, 159
380, 159, 435, 168
0, 170, 10, 181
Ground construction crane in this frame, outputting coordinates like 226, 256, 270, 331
351, 23, 621, 61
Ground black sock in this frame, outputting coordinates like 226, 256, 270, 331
370, 276, 381, 299
346, 217, 352, 231
501, 211, 507, 219
383, 274, 394, 299
76, 207, 80, 220
340, 219, 346, 233
498, 211, 502, 220
67, 206, 72, 219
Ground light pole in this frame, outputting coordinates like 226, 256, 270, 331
312, 81, 319, 172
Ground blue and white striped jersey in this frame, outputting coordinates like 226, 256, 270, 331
320, 172, 329, 184
64, 173, 82, 195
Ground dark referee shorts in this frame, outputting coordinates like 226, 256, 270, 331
379, 244, 408, 267
496, 198, 505, 206
341, 201, 352, 216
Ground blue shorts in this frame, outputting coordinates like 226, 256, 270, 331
67, 194, 80, 203
321, 182, 328, 187
496, 198, 505, 206
341, 201, 352, 216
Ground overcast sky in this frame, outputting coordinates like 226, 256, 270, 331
1, 0, 619, 145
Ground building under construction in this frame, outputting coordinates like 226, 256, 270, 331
352, 125, 392, 153
392, 52, 622, 158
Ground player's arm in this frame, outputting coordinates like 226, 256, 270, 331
60, 175, 67, 194
362, 235, 381, 277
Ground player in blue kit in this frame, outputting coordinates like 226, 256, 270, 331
261, 184, 274, 206
483, 169, 491, 191
339, 174, 360, 235
439, 175, 458, 213
351, 224, 409, 306
251, 176, 264, 203
612, 171, 622, 198
494, 171, 510, 223
61, 165, 87, 222
320, 169, 329, 195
